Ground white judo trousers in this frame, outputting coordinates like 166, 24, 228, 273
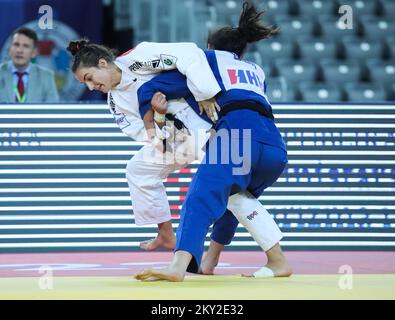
108, 41, 283, 252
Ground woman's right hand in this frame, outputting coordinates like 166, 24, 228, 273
151, 92, 168, 114
198, 98, 220, 122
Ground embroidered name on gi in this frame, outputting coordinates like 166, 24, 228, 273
129, 59, 161, 72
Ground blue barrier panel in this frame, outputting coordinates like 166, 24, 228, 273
0, 103, 394, 252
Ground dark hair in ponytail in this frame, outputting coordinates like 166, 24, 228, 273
207, 1, 278, 57
67, 38, 115, 72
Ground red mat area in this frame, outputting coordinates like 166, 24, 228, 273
0, 251, 394, 278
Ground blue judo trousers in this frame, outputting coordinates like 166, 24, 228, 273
177, 109, 287, 273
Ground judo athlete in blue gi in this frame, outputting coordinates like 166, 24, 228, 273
135, 2, 292, 281
67, 29, 287, 261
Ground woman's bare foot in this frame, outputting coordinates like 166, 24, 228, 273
135, 250, 192, 282
242, 243, 293, 277
140, 221, 176, 251
199, 256, 218, 275
139, 235, 176, 251
264, 259, 293, 277
242, 261, 293, 278
134, 267, 185, 282
198, 240, 223, 275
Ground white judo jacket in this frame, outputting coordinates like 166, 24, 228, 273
107, 42, 221, 142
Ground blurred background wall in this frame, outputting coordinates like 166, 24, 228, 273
0, 0, 394, 102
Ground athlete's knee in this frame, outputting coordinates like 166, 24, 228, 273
227, 193, 246, 213
211, 210, 239, 245
125, 158, 157, 187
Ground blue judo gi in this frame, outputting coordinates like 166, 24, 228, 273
138, 50, 287, 272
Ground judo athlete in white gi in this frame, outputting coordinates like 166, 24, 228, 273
67, 39, 219, 251
135, 1, 292, 281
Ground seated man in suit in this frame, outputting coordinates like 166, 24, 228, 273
0, 27, 59, 103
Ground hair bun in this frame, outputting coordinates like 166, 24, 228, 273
67, 38, 90, 56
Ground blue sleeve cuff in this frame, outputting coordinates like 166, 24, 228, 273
139, 102, 151, 119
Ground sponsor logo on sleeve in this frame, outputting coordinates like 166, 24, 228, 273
129, 61, 143, 72
108, 93, 131, 130
151, 59, 161, 68
128, 59, 161, 72
160, 54, 177, 67
247, 211, 259, 221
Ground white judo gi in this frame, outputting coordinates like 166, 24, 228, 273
108, 42, 214, 225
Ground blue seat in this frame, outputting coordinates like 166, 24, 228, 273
338, 0, 379, 16
386, 37, 395, 59
316, 15, 359, 40
257, 0, 292, 22
296, 38, 338, 61
366, 59, 395, 88
275, 60, 318, 85
298, 82, 343, 102
341, 38, 384, 61
359, 16, 395, 40
295, 0, 336, 17
344, 82, 387, 101
212, 0, 243, 25
379, 0, 395, 17
273, 15, 317, 39
265, 76, 290, 102
256, 39, 296, 61
320, 59, 362, 83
